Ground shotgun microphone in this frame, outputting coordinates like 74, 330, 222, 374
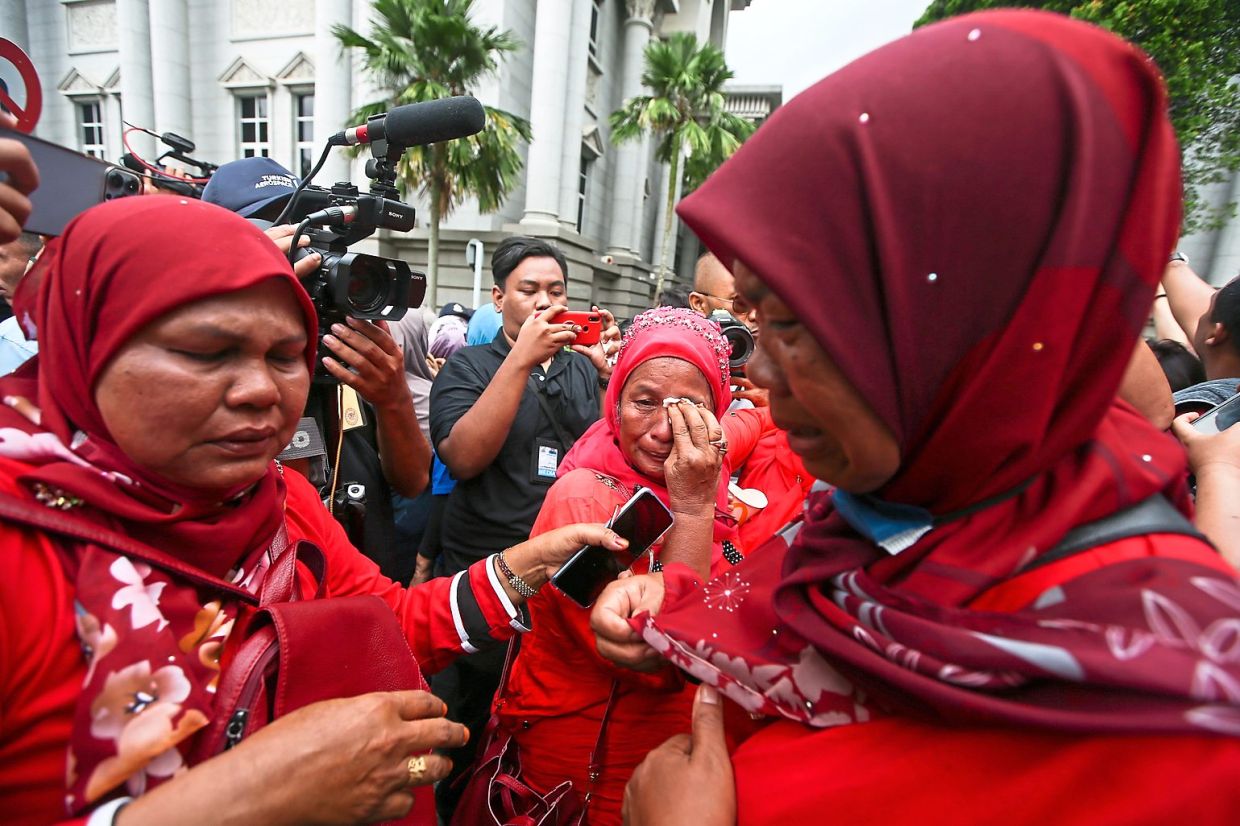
328, 97, 486, 148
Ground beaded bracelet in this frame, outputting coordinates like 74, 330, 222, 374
497, 550, 538, 598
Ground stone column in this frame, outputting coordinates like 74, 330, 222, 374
606, 0, 655, 256
148, 0, 191, 137
0, 0, 29, 51
314, 0, 354, 185
520, 0, 575, 227
556, 0, 592, 229
116, 0, 156, 157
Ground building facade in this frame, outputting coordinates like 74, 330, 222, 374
1, 0, 763, 318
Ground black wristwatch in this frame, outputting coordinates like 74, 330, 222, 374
1169, 251, 1189, 264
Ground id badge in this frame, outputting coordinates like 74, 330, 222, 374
532, 437, 562, 484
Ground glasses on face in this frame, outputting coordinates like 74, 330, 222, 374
693, 291, 737, 308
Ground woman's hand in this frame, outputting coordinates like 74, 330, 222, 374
495, 522, 629, 603
118, 690, 465, 826
590, 573, 666, 671
622, 684, 736, 826
664, 401, 725, 516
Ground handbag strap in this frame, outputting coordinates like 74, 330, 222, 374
0, 490, 260, 604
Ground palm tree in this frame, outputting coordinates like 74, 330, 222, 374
609, 33, 754, 294
335, 0, 532, 304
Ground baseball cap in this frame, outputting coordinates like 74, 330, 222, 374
202, 157, 300, 218
439, 302, 473, 320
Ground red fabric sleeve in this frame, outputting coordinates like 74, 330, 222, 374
281, 471, 520, 676
721, 406, 769, 467
0, 515, 90, 826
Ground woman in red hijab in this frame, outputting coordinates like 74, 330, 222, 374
491, 307, 737, 825
0, 196, 624, 826
593, 10, 1240, 825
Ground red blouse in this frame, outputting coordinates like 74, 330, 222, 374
497, 468, 704, 826
0, 470, 524, 825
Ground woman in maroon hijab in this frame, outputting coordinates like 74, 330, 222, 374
0, 196, 624, 825
593, 10, 1240, 825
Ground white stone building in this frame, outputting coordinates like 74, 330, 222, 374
0, 0, 764, 317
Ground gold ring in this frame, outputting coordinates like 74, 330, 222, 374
407, 755, 429, 784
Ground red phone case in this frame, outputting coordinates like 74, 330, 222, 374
558, 310, 602, 346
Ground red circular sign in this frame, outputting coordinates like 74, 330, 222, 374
0, 39, 43, 133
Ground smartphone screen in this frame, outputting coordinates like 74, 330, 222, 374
1192, 394, 1240, 434
550, 488, 674, 608
1, 128, 140, 236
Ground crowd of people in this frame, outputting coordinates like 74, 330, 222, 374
2, 8, 1240, 826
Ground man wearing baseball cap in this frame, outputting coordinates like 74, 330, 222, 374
202, 156, 300, 222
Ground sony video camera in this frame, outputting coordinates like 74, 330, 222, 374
277, 97, 485, 378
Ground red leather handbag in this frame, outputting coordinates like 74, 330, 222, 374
450, 641, 619, 826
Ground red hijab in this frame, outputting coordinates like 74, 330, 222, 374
0, 196, 317, 811
560, 307, 739, 557
639, 11, 1240, 735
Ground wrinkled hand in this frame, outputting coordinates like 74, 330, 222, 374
1171, 410, 1240, 475
590, 573, 666, 672
0, 114, 38, 243
664, 401, 725, 515
730, 376, 768, 407
234, 690, 465, 824
264, 224, 322, 279
622, 685, 736, 826
322, 318, 412, 410
571, 305, 621, 382
510, 304, 578, 369
425, 355, 445, 378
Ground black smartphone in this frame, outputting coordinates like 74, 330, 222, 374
550, 487, 674, 608
1192, 393, 1240, 434
0, 127, 142, 236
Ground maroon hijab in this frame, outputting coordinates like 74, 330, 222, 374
640, 10, 1240, 735
0, 197, 318, 811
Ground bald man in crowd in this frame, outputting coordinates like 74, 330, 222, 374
688, 251, 758, 333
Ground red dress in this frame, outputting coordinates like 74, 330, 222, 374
497, 468, 730, 826
0, 467, 524, 826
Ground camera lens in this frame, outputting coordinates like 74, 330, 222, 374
345, 256, 387, 314
709, 310, 755, 370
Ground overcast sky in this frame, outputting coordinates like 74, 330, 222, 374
725, 0, 933, 100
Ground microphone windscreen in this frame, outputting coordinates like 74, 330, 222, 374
383, 97, 487, 147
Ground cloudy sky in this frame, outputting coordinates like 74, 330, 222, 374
725, 0, 933, 100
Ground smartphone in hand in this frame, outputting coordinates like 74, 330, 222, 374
557, 310, 603, 346
550, 487, 674, 608
1192, 393, 1240, 434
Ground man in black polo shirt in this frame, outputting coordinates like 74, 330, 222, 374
428, 236, 616, 815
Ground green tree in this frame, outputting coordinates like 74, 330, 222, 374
916, 0, 1240, 233
610, 33, 754, 293
335, 0, 532, 303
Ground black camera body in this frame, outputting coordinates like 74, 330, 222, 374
709, 309, 756, 373
285, 181, 425, 328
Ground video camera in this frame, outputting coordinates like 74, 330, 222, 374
275, 97, 485, 378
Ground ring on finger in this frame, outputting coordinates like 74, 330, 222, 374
407, 755, 429, 784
